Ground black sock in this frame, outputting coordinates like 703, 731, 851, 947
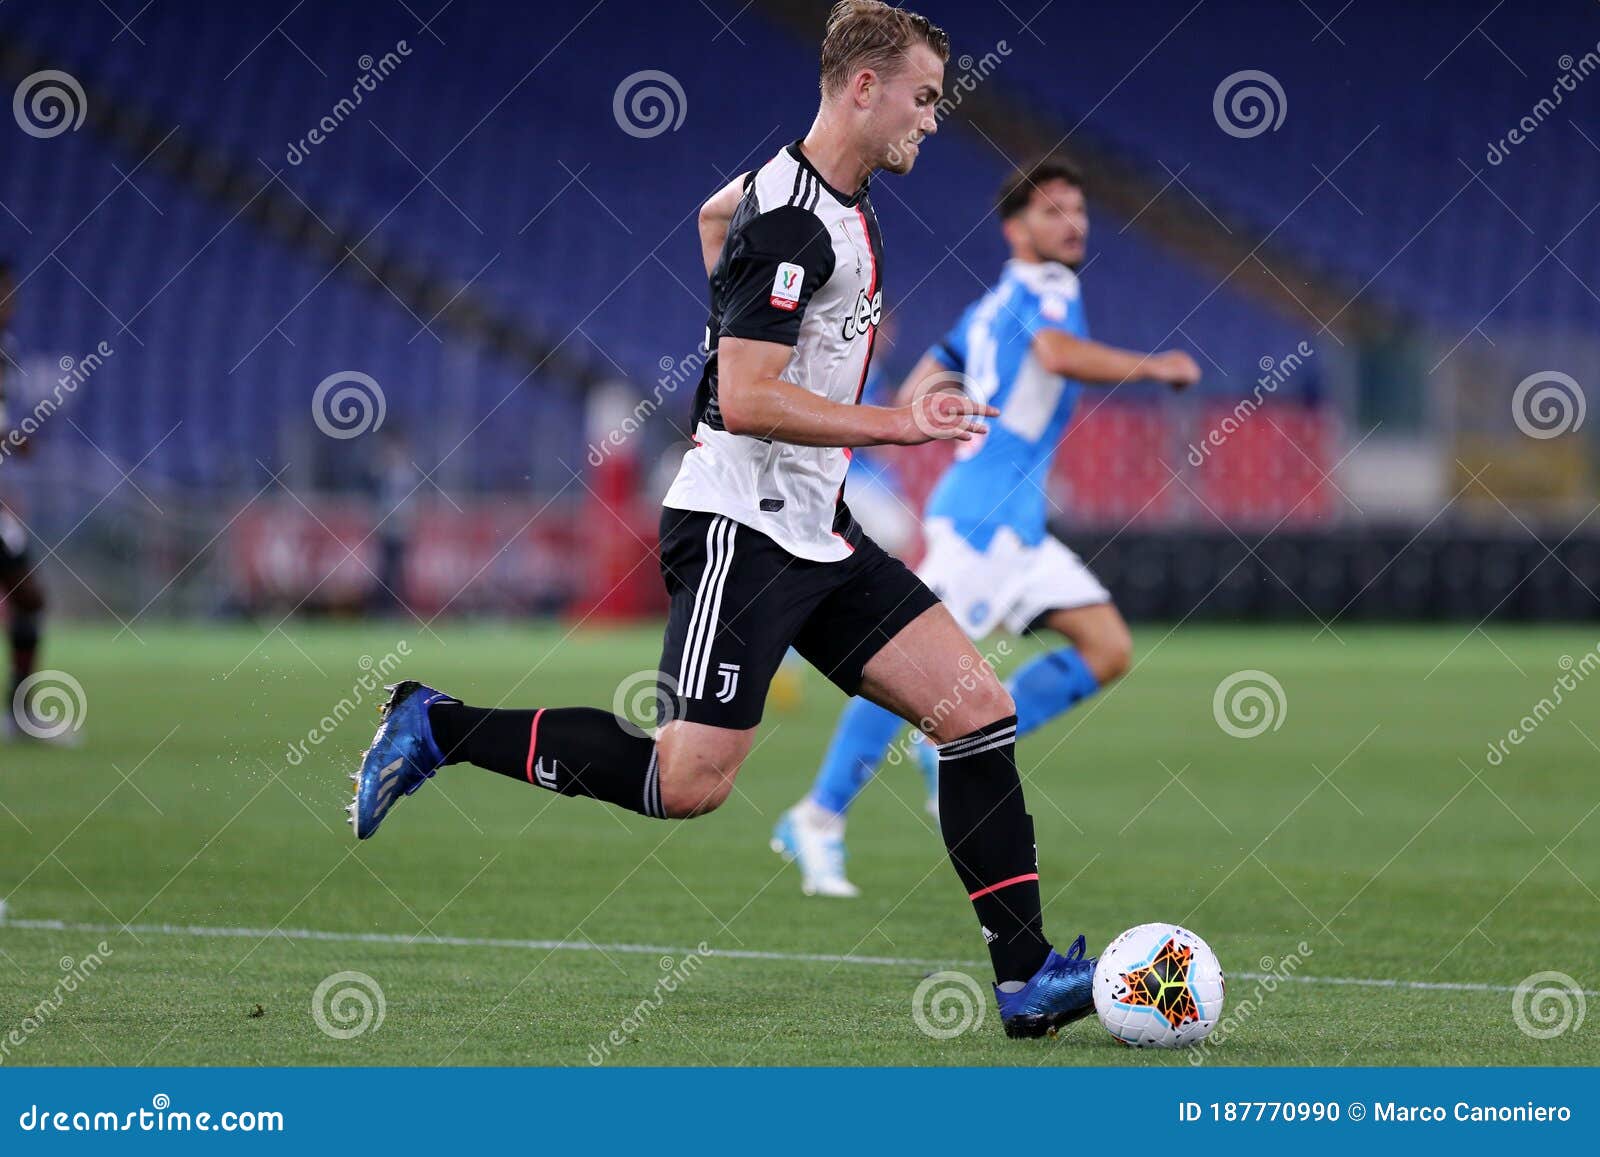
936, 715, 1050, 984
9, 610, 39, 720
428, 703, 666, 818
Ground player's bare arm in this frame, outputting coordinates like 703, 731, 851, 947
698, 173, 748, 276
1031, 328, 1200, 390
717, 335, 996, 447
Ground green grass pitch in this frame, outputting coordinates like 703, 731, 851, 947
1, 621, 1596, 1066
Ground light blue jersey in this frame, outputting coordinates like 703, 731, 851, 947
849, 363, 899, 490
800, 262, 1111, 842
923, 260, 1087, 550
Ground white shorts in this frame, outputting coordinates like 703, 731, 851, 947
0, 506, 27, 564
918, 518, 1111, 640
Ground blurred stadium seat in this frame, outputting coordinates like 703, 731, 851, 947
0, 0, 1595, 619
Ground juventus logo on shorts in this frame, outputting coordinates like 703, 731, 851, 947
714, 662, 741, 704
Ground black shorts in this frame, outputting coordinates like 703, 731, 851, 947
0, 508, 28, 573
656, 506, 941, 729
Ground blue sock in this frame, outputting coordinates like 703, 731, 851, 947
808, 696, 906, 816
1007, 648, 1100, 738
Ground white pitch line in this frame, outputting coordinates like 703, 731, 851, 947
0, 917, 964, 970
1238, 970, 1598, 996
1, 917, 1592, 996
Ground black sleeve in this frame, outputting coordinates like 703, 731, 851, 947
718, 206, 836, 346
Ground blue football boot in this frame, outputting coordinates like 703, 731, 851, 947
348, 680, 457, 840
996, 933, 1098, 1038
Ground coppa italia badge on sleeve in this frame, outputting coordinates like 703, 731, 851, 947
770, 262, 804, 310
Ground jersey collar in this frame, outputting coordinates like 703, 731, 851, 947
1004, 259, 1079, 295
787, 141, 871, 208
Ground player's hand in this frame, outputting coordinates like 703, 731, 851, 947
884, 390, 997, 445
1150, 350, 1201, 390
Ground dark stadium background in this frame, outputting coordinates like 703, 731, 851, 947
1, 0, 1597, 626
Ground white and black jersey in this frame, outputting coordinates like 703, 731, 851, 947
663, 142, 885, 563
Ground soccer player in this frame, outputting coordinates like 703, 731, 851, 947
0, 257, 51, 743
772, 160, 1200, 897
352, 1, 1101, 1036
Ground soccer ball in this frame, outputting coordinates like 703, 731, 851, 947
1092, 923, 1225, 1048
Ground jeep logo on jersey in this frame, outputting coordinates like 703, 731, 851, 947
842, 288, 882, 340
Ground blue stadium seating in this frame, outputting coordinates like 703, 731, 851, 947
920, 0, 1600, 331
6, 0, 1588, 490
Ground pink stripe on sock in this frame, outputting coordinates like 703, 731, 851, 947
967, 872, 1039, 901
524, 708, 546, 784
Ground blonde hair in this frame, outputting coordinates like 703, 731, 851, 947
819, 0, 949, 97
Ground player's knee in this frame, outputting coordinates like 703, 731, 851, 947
929, 674, 1014, 743
1088, 627, 1133, 685
656, 745, 741, 819
659, 773, 734, 819
975, 679, 1017, 728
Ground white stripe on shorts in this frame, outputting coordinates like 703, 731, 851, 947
679, 516, 737, 701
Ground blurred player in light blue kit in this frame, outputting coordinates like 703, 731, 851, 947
772, 159, 1201, 895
